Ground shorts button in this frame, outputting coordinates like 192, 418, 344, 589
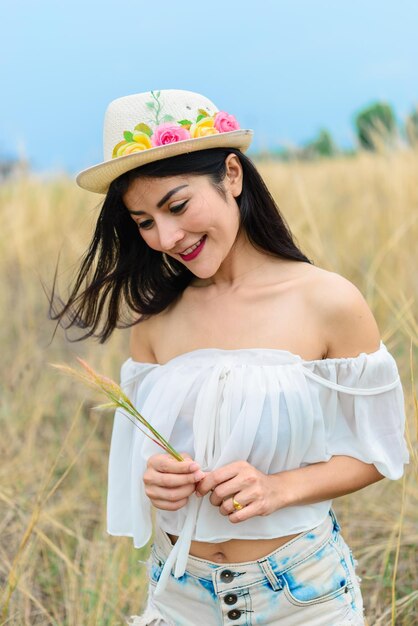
220, 569, 234, 583
227, 609, 241, 620
224, 593, 238, 605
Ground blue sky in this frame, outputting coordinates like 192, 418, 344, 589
1, 0, 418, 174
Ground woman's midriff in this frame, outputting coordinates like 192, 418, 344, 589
166, 532, 302, 563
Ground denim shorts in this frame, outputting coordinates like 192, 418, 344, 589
128, 510, 365, 626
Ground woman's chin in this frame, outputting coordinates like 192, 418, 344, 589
191, 269, 216, 279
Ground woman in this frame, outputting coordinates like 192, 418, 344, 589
54, 89, 409, 625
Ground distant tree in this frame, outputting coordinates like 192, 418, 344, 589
299, 128, 338, 160
405, 105, 418, 146
354, 102, 397, 150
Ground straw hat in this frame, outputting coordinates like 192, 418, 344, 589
76, 89, 253, 194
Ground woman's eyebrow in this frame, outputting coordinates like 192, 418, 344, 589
127, 184, 189, 215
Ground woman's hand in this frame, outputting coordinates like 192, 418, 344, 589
143, 453, 206, 511
195, 461, 284, 523
195, 457, 386, 523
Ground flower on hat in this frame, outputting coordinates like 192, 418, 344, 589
214, 111, 240, 133
189, 116, 219, 138
111, 91, 241, 159
151, 122, 191, 147
112, 130, 152, 157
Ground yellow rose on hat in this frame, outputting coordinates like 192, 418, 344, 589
112, 131, 152, 157
123, 141, 151, 155
133, 131, 153, 146
189, 116, 220, 138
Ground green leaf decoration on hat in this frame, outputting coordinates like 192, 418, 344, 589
196, 114, 206, 123
146, 91, 164, 125
134, 123, 152, 137
161, 114, 175, 123
178, 119, 193, 128
198, 108, 209, 117
123, 131, 134, 142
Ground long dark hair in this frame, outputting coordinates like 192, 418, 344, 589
49, 148, 313, 342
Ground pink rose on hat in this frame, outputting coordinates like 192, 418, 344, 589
214, 111, 240, 133
152, 123, 191, 147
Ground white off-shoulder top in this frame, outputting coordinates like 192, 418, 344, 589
107, 341, 409, 595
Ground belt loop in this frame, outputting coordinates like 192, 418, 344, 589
329, 508, 340, 532
259, 559, 284, 591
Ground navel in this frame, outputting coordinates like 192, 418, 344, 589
210, 551, 229, 563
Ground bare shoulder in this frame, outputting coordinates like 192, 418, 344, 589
304, 267, 381, 358
129, 315, 159, 363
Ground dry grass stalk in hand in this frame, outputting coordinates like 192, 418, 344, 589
51, 358, 184, 461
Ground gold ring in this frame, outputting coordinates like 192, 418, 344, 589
232, 496, 244, 511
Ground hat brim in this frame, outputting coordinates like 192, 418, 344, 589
76, 129, 253, 194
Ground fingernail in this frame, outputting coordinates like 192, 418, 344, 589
195, 491, 203, 497
194, 470, 205, 481
189, 462, 200, 471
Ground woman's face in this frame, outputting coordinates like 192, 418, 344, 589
122, 154, 244, 279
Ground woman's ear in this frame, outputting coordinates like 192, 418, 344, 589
224, 153, 243, 198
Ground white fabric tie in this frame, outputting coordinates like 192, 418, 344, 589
154, 363, 232, 596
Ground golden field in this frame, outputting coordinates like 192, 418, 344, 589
0, 150, 417, 625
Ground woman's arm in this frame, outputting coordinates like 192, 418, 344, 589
195, 457, 384, 523
272, 456, 384, 506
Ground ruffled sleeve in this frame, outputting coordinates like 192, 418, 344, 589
301, 341, 409, 479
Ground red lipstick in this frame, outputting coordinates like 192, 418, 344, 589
179, 235, 207, 261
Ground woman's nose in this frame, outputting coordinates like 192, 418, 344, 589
158, 223, 185, 252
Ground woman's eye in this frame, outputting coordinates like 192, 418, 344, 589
137, 220, 153, 230
137, 201, 188, 230
170, 200, 188, 214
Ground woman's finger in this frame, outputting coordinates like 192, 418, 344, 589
144, 467, 205, 487
151, 498, 189, 511
218, 491, 251, 516
209, 476, 245, 506
196, 462, 244, 496
148, 453, 201, 474
227, 500, 260, 523
146, 483, 197, 502
219, 486, 271, 522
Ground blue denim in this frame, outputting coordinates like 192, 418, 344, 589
129, 510, 364, 625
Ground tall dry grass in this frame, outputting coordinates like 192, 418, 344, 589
0, 150, 417, 625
